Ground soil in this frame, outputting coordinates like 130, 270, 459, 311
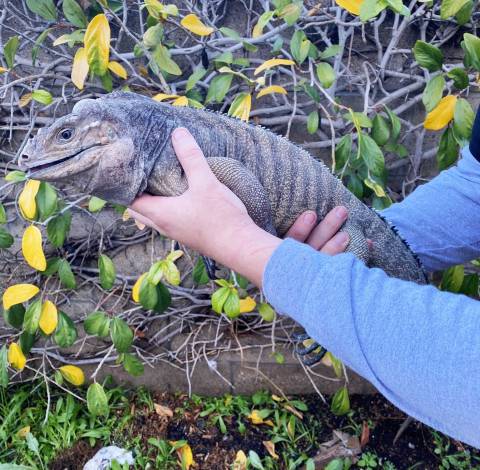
49, 393, 480, 470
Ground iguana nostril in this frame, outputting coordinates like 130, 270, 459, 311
21, 154, 30, 161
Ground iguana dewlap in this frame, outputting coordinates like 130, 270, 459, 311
20, 91, 427, 284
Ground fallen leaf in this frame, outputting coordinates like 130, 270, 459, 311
175, 442, 194, 469
233, 450, 247, 470
172, 96, 188, 107
283, 404, 303, 420
263, 441, 279, 459
360, 421, 370, 448
181, 13, 214, 36
154, 403, 173, 417
17, 426, 30, 438
19, 93, 32, 108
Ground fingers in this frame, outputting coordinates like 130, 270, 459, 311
320, 231, 350, 255
171, 128, 215, 186
128, 194, 173, 227
306, 206, 348, 250
285, 211, 317, 242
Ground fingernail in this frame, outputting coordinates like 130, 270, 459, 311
172, 127, 190, 142
338, 232, 349, 246
335, 206, 348, 219
303, 212, 316, 225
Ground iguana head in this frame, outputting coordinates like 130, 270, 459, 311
19, 98, 119, 181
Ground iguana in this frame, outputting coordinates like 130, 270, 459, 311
19, 91, 427, 357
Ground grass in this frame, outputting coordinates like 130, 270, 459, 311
0, 380, 479, 469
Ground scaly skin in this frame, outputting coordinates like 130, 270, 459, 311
20, 91, 427, 284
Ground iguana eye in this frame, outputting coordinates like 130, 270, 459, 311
58, 128, 74, 142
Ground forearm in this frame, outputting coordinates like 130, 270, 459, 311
381, 146, 480, 271
263, 238, 480, 448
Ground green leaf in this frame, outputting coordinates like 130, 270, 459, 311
320, 44, 341, 60
371, 115, 390, 146
290, 30, 310, 65
23, 300, 42, 335
0, 345, 8, 387
219, 27, 240, 39
88, 196, 106, 212
440, 0, 469, 19
123, 353, 144, 376
43, 257, 61, 276
453, 98, 474, 140
32, 28, 51, 66
422, 75, 445, 113
307, 111, 319, 135
36, 182, 57, 220
331, 386, 350, 415
441, 265, 465, 293
359, 133, 385, 175
206, 73, 233, 104
258, 302, 275, 322
58, 259, 76, 289
143, 23, 164, 49
54, 311, 78, 347
345, 111, 372, 129
0, 203, 6, 224
151, 44, 182, 76
153, 282, 171, 313
384, 106, 401, 141
139, 277, 158, 310
84, 311, 111, 337
335, 134, 353, 170
110, 317, 133, 353
248, 450, 265, 470
278, 1, 302, 25
192, 257, 209, 285
47, 212, 72, 248
360, 0, 388, 22
0, 229, 14, 249
211, 286, 230, 314
384, 0, 404, 13
462, 33, 480, 71
447, 68, 469, 90
26, 0, 57, 21
19, 331, 35, 354
223, 290, 240, 319
98, 254, 116, 290
4, 36, 19, 69
459, 273, 479, 297
3, 304, 26, 329
186, 67, 207, 91
31, 89, 53, 106
4, 170, 26, 182
324, 459, 345, 470
316, 62, 336, 88
63, 0, 87, 28
413, 41, 444, 72
437, 128, 459, 170
455, 0, 473, 25
87, 382, 109, 416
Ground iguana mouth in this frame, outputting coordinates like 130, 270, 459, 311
27, 143, 104, 174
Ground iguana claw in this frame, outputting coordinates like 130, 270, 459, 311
292, 333, 328, 366
202, 256, 217, 280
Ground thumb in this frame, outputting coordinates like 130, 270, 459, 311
171, 127, 215, 186
129, 194, 170, 225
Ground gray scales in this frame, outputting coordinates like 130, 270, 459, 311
20, 92, 427, 361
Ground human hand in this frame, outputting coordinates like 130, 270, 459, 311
128, 128, 282, 286
285, 207, 350, 254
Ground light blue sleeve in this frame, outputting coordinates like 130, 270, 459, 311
262, 147, 480, 448
381, 146, 480, 272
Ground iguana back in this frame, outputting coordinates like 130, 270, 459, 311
21, 91, 427, 284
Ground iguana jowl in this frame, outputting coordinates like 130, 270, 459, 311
20, 91, 426, 281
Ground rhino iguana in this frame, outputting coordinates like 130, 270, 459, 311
19, 91, 427, 364
20, 91, 426, 283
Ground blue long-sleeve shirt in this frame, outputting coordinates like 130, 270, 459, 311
262, 146, 480, 448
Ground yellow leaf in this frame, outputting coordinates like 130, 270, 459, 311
153, 93, 180, 102
59, 365, 85, 386
3, 284, 40, 310
53, 34, 72, 46
335, 0, 364, 15
132, 273, 147, 303
0, 67, 8, 74
84, 14, 110, 76
18, 179, 40, 220
71, 47, 89, 90
254, 58, 295, 76
424, 95, 458, 131
229, 93, 252, 122
108, 61, 127, 79
39, 300, 58, 335
256, 85, 288, 99
18, 93, 32, 108
8, 343, 26, 371
233, 450, 247, 470
248, 410, 264, 424
22, 225, 46, 272
145, 0, 178, 19
239, 296, 256, 313
263, 441, 279, 459
154, 403, 173, 417
181, 13, 214, 36
17, 426, 30, 438
172, 96, 188, 107
175, 443, 194, 469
